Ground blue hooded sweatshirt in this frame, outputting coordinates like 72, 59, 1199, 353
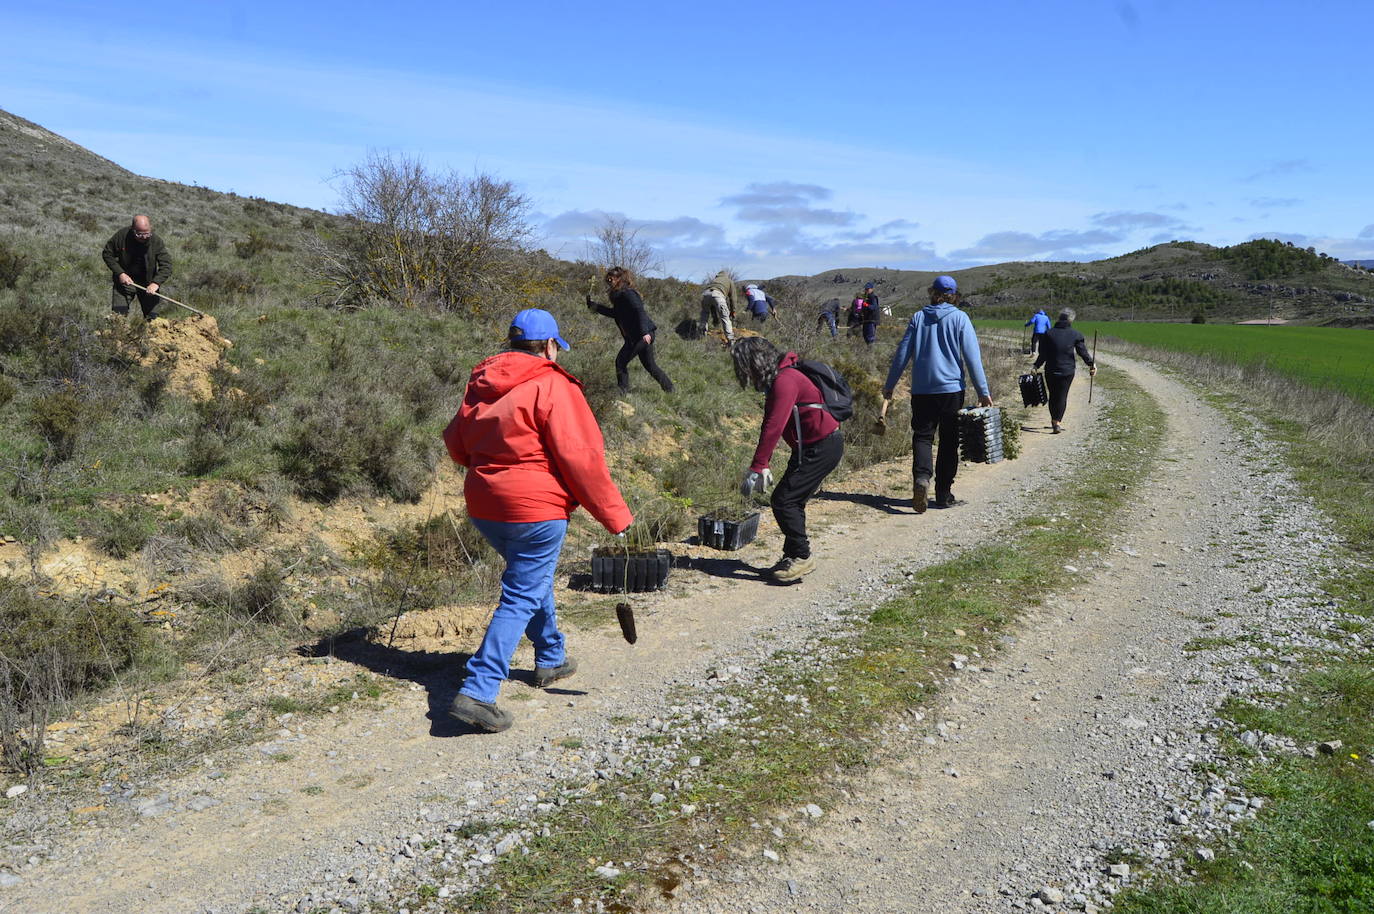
1025, 310, 1051, 333
884, 303, 990, 398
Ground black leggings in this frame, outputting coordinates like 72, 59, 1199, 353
615, 337, 673, 392
1046, 372, 1074, 422
771, 431, 844, 559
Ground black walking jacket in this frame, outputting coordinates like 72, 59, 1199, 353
593, 288, 658, 341
1033, 320, 1094, 377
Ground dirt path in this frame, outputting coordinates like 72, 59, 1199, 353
1, 375, 1100, 913
657, 354, 1327, 913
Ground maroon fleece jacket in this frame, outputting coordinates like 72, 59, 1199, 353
749, 352, 841, 472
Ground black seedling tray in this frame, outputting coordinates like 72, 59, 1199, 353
591, 549, 672, 593
1019, 372, 1048, 407
697, 511, 761, 551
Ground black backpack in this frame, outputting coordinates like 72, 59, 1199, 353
791, 359, 855, 422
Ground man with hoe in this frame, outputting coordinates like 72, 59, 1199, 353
102, 214, 172, 320
884, 275, 993, 513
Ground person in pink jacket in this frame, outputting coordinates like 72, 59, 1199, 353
443, 309, 632, 732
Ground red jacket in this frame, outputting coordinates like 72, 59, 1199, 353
443, 351, 633, 533
749, 352, 841, 472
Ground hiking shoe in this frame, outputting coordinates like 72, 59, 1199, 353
771, 555, 816, 583
913, 476, 929, 514
934, 490, 961, 509
534, 656, 578, 689
449, 693, 513, 733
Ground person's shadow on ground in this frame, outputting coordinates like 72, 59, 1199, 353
810, 489, 910, 515
300, 631, 584, 737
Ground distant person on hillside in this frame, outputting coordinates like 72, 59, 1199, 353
1033, 308, 1096, 434
443, 309, 633, 733
1025, 307, 1051, 354
860, 282, 881, 345
732, 337, 844, 584
700, 269, 740, 341
586, 266, 674, 394
744, 283, 775, 323
883, 275, 993, 513
102, 214, 172, 320
817, 297, 842, 338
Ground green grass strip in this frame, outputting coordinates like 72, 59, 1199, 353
447, 371, 1166, 912
1110, 386, 1374, 913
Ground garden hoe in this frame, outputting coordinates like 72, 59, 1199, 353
125, 281, 209, 318
874, 397, 892, 435
1089, 331, 1098, 403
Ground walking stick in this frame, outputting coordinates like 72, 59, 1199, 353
1089, 331, 1098, 403
124, 281, 209, 318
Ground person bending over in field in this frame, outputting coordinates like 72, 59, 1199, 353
732, 337, 844, 584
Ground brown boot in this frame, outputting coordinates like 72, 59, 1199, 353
913, 473, 929, 514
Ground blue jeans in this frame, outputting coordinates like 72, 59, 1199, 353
459, 517, 568, 703
817, 311, 837, 338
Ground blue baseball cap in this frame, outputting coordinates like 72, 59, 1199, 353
931, 275, 958, 292
509, 308, 570, 350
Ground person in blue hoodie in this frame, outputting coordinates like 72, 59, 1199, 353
1024, 308, 1051, 354
883, 275, 993, 513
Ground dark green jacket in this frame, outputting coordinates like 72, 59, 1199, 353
102, 227, 172, 286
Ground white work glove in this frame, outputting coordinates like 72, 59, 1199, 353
740, 468, 774, 496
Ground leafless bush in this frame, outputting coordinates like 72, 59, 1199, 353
585, 215, 663, 278
315, 152, 535, 312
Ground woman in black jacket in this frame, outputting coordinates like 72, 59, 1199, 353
587, 266, 674, 394
1033, 308, 1096, 433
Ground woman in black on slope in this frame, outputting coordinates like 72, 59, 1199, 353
587, 266, 674, 394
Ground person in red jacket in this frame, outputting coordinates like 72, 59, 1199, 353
732, 337, 844, 583
443, 308, 633, 732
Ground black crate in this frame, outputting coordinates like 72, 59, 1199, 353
697, 512, 761, 550
1019, 372, 1048, 407
591, 549, 672, 593
958, 407, 1005, 464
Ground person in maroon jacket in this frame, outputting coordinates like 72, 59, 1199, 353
731, 337, 844, 583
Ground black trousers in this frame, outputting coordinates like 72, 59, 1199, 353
1030, 331, 1046, 353
1046, 372, 1074, 422
111, 285, 159, 319
771, 430, 843, 559
911, 390, 965, 491
615, 337, 673, 392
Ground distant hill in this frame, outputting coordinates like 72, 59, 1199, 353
1344, 259, 1374, 270
774, 241, 1374, 328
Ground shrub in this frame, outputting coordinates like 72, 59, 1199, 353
0, 238, 27, 289
275, 392, 435, 502
28, 387, 86, 460
183, 267, 258, 298
91, 504, 159, 558
183, 427, 228, 476
0, 581, 149, 771
0, 375, 15, 409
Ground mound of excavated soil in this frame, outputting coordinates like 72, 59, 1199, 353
366, 604, 490, 653
136, 315, 234, 400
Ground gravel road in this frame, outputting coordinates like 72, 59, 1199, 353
655, 354, 1355, 914
1, 352, 1351, 914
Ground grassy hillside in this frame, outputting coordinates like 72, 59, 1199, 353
0, 109, 953, 751
773, 240, 1374, 327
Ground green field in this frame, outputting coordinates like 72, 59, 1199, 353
978, 319, 1374, 405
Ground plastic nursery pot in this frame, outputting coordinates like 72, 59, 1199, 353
590, 548, 672, 594
697, 510, 761, 551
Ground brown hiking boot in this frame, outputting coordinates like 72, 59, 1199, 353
913, 474, 929, 514
772, 555, 816, 583
534, 656, 578, 689
449, 694, 514, 733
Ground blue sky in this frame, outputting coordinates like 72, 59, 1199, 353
4, 0, 1371, 278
